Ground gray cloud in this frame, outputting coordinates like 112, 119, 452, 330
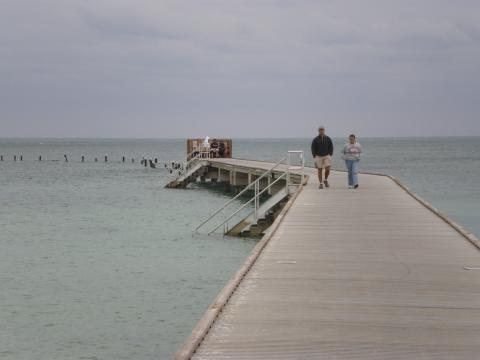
1, 0, 479, 138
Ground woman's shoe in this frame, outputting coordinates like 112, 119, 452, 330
354, 184, 359, 189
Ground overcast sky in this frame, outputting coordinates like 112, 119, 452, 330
1, 0, 479, 138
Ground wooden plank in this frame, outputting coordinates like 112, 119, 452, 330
174, 173, 307, 360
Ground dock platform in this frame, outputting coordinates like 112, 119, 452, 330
175, 159, 480, 360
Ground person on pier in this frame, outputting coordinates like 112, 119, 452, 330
210, 139, 219, 158
218, 142, 226, 158
341, 134, 362, 189
311, 126, 334, 189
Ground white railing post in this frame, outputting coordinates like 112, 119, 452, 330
287, 151, 291, 190
253, 181, 260, 223
223, 208, 226, 235
301, 151, 305, 185
287, 150, 304, 191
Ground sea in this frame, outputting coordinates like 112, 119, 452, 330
1, 137, 479, 360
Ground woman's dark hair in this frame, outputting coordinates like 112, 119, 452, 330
349, 134, 356, 138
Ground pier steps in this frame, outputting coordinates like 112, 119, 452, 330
227, 186, 289, 236
166, 160, 208, 188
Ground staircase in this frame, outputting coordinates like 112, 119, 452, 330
226, 186, 289, 236
165, 159, 208, 188
195, 151, 305, 236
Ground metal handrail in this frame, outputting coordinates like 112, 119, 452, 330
182, 149, 211, 175
195, 151, 305, 235
186, 144, 211, 160
207, 172, 288, 235
194, 156, 287, 232
185, 153, 201, 170
185, 149, 197, 161
288, 150, 305, 186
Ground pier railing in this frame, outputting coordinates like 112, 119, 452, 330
177, 148, 211, 177
195, 151, 304, 235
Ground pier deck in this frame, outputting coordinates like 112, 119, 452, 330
177, 159, 480, 359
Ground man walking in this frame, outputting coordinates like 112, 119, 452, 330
311, 126, 334, 189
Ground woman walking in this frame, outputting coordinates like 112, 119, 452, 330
341, 134, 362, 189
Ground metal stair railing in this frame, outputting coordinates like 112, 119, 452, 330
186, 147, 211, 162
208, 172, 288, 235
195, 150, 305, 235
194, 156, 287, 233
287, 150, 305, 189
181, 148, 211, 176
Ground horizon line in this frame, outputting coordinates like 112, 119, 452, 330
1, 135, 479, 140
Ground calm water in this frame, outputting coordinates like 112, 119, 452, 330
1, 137, 479, 359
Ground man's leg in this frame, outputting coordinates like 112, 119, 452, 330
317, 168, 323, 184
324, 166, 330, 180
324, 166, 331, 186
323, 155, 332, 187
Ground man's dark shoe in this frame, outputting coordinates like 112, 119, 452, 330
354, 184, 359, 189
324, 180, 329, 188
319, 183, 324, 189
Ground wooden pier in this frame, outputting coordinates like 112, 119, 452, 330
175, 158, 480, 360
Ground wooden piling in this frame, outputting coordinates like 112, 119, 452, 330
104, 154, 108, 162
81, 155, 85, 162
14, 155, 16, 161
64, 154, 68, 162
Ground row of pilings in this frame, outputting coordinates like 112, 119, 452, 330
1, 154, 153, 163
0, 154, 186, 171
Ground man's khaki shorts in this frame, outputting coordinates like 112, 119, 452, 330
314, 155, 332, 169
